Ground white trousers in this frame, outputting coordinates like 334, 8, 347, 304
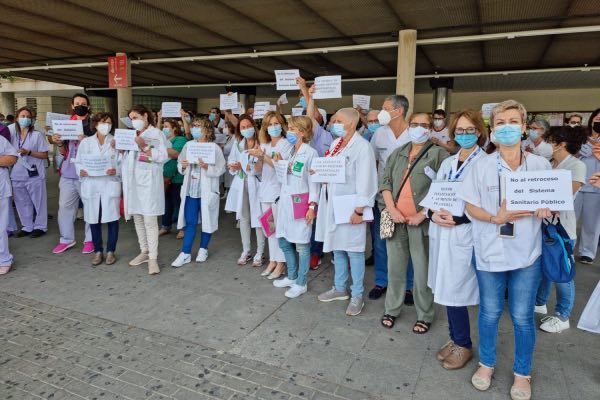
239, 180, 265, 255
58, 177, 91, 244
574, 191, 600, 259
133, 215, 159, 260
0, 197, 12, 266
261, 202, 285, 262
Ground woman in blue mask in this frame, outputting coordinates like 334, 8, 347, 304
459, 100, 552, 400
224, 114, 266, 267
427, 110, 487, 371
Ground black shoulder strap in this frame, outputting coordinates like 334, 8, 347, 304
393, 143, 434, 204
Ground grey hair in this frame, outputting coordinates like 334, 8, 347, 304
532, 118, 550, 132
385, 95, 409, 117
337, 107, 360, 126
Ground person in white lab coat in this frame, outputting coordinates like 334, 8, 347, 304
459, 100, 552, 400
272, 116, 320, 298
248, 111, 293, 279
171, 119, 225, 267
75, 112, 121, 266
314, 108, 377, 316
224, 114, 266, 266
121, 105, 168, 275
427, 110, 487, 370
522, 118, 553, 160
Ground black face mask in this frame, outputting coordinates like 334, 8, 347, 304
73, 105, 89, 117
593, 121, 600, 134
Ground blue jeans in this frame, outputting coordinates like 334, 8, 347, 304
333, 251, 365, 297
447, 306, 472, 348
535, 276, 575, 320
90, 204, 119, 253
182, 197, 212, 254
279, 238, 310, 286
475, 257, 542, 376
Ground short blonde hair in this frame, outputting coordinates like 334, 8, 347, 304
192, 117, 215, 142
490, 100, 527, 127
288, 116, 313, 143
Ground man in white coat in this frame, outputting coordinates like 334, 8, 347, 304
315, 108, 378, 316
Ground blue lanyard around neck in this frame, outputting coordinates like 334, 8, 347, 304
449, 147, 480, 181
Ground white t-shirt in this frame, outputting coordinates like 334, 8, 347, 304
521, 138, 553, 160
430, 127, 450, 144
553, 155, 586, 240
458, 152, 551, 272
370, 125, 410, 181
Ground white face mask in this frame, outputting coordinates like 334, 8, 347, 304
408, 126, 429, 144
377, 110, 392, 125
97, 123, 111, 135
131, 119, 145, 131
433, 119, 445, 128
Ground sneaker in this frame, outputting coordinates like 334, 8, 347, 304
171, 252, 191, 268
30, 229, 46, 238
579, 256, 594, 264
310, 254, 321, 270
129, 252, 149, 266
0, 266, 12, 275
273, 277, 296, 288
285, 284, 307, 298
436, 340, 455, 361
318, 287, 350, 302
252, 253, 264, 267
237, 252, 251, 265
52, 242, 76, 254
442, 344, 473, 370
148, 259, 160, 275
196, 248, 208, 263
540, 315, 570, 333
368, 285, 387, 300
534, 304, 547, 315
82, 241, 94, 254
346, 296, 364, 316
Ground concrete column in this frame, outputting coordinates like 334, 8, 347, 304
430, 78, 454, 113
0, 92, 15, 116
116, 53, 132, 127
396, 29, 417, 115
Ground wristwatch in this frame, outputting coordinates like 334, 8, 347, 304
354, 210, 363, 216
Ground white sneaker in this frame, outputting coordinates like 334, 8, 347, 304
273, 277, 296, 288
285, 284, 307, 298
171, 252, 191, 268
534, 304, 547, 315
540, 316, 570, 333
196, 248, 208, 263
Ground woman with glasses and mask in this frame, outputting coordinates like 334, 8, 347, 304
427, 110, 487, 370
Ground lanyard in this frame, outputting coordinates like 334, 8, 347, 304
496, 151, 525, 206
18, 131, 30, 149
287, 145, 299, 174
448, 147, 481, 181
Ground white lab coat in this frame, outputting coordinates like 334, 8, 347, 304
176, 141, 225, 233
121, 126, 168, 219
276, 143, 320, 244
258, 138, 293, 203
75, 133, 121, 224
315, 133, 377, 252
427, 148, 484, 307
224, 138, 262, 228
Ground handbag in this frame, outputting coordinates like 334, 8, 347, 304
541, 216, 576, 283
380, 144, 433, 240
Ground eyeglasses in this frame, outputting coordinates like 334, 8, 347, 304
409, 123, 430, 129
454, 127, 478, 135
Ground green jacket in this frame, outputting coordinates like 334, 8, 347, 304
378, 141, 449, 211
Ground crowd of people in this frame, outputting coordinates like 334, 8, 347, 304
1, 77, 600, 400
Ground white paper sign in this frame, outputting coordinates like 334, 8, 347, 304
332, 194, 374, 224
275, 69, 300, 90
481, 103, 498, 119
274, 160, 288, 186
161, 102, 181, 118
352, 95, 370, 110
45, 112, 70, 127
253, 102, 271, 120
220, 93, 238, 110
313, 75, 342, 99
187, 142, 216, 165
52, 120, 83, 140
278, 93, 288, 105
310, 157, 346, 183
120, 117, 133, 129
114, 129, 138, 151
291, 107, 304, 116
80, 155, 111, 177
419, 181, 465, 216
505, 170, 574, 211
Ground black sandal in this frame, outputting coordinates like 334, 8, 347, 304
381, 314, 396, 329
413, 320, 431, 334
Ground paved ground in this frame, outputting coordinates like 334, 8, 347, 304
1, 171, 599, 400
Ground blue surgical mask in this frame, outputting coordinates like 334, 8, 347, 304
208, 113, 217, 122
455, 134, 478, 149
286, 131, 298, 145
330, 123, 346, 137
18, 117, 32, 128
191, 127, 202, 139
367, 123, 380, 134
162, 128, 171, 136
494, 124, 523, 146
528, 129, 539, 140
267, 125, 282, 137
241, 127, 255, 139
297, 97, 307, 109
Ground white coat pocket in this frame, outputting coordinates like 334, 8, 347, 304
108, 181, 122, 198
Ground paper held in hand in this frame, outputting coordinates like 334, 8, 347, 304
310, 157, 346, 183
45, 112, 70, 127
220, 93, 238, 110
161, 102, 181, 118
252, 102, 270, 119
332, 194, 374, 224
80, 154, 112, 177
419, 181, 465, 216
505, 169, 574, 211
313, 75, 342, 99
187, 142, 216, 164
52, 120, 83, 140
352, 95, 370, 110
291, 107, 304, 116
275, 69, 300, 90
114, 129, 138, 151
